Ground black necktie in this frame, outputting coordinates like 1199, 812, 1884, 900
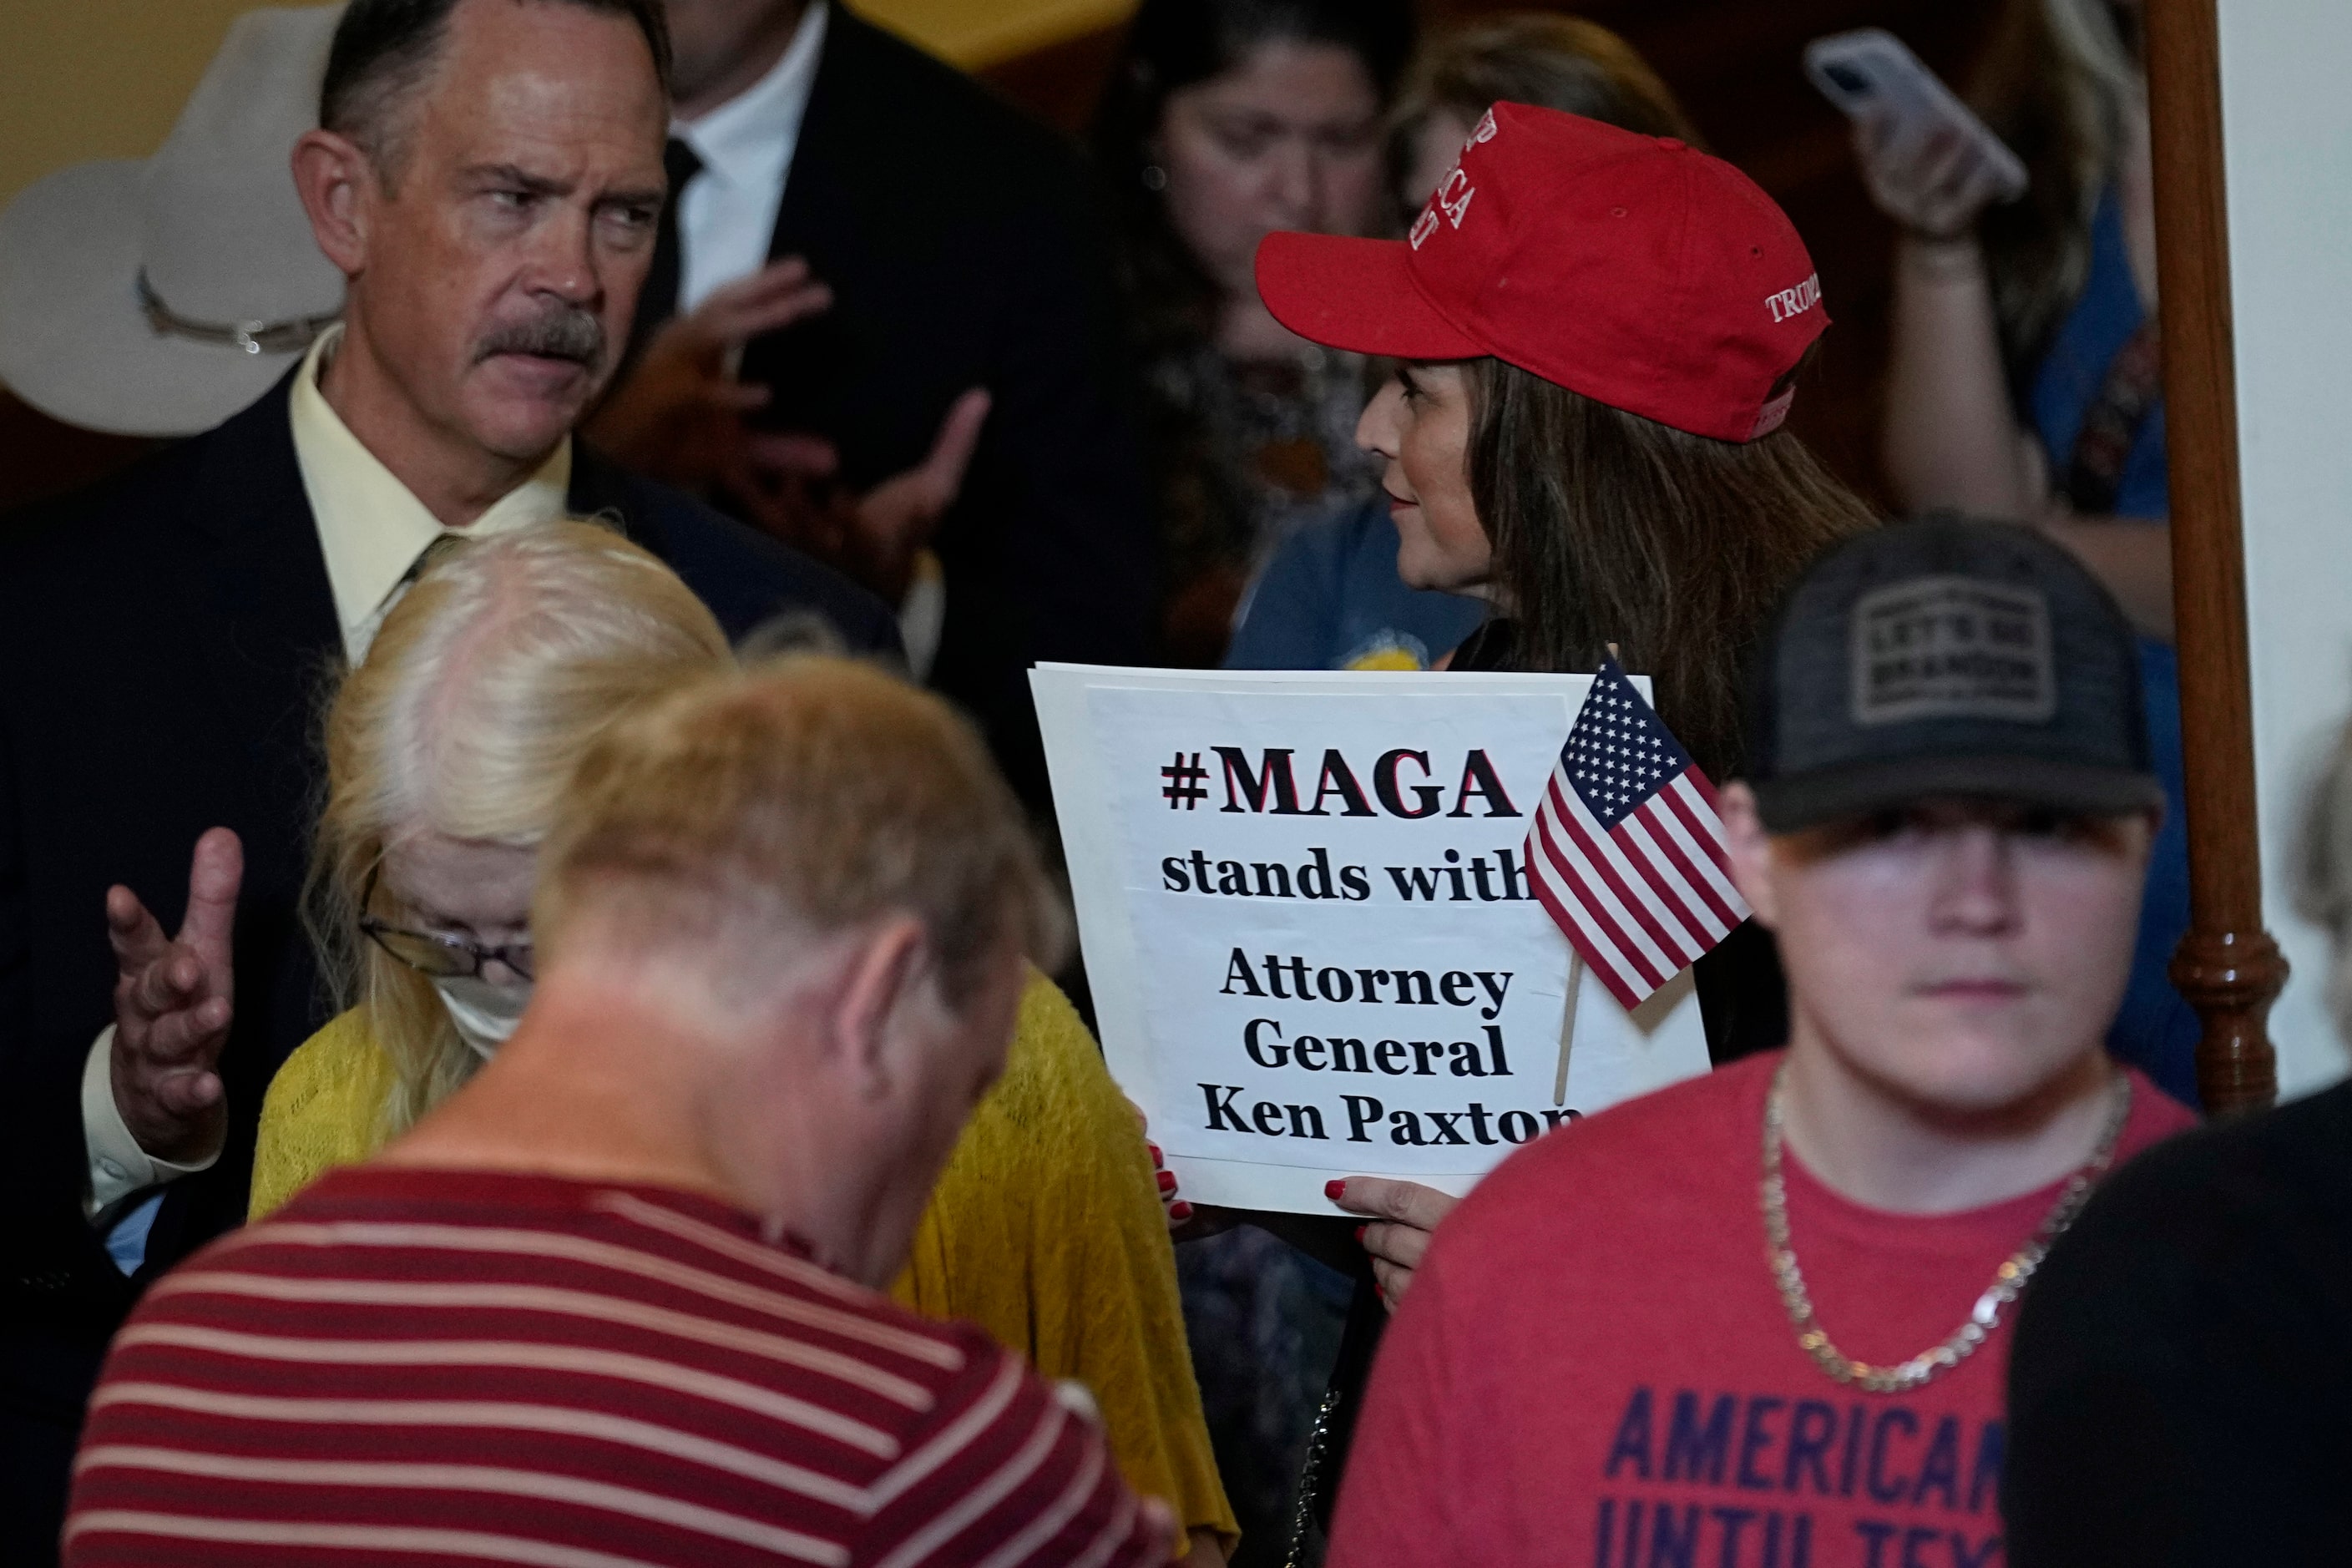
630, 135, 704, 358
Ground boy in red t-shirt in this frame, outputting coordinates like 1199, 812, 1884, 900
1328, 515, 2196, 1568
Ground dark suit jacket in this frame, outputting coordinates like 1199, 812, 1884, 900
0, 370, 894, 1350
690, 8, 1154, 807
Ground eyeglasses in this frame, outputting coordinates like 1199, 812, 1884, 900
357, 867, 535, 981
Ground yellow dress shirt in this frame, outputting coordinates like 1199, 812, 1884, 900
83, 326, 577, 1222
290, 324, 574, 660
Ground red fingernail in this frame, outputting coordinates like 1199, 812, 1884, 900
1148, 1142, 1162, 1163
1156, 1171, 1176, 1193
1170, 1201, 1193, 1220
1354, 1225, 1368, 1244
1325, 1179, 1346, 1201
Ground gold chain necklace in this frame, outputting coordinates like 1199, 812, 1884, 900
1760, 1062, 2132, 1394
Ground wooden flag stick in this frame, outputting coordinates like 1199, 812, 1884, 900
2145, 0, 2284, 1113
1553, 949, 1583, 1106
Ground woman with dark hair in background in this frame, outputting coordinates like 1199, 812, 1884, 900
1094, 0, 1416, 668
1093, 7, 1418, 1551
1226, 13, 1703, 674
1855, 0, 2198, 1104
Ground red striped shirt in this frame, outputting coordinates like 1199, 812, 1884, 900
64, 1167, 1164, 1567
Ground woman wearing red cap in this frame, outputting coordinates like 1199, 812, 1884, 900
1257, 100, 1873, 794
1255, 102, 1877, 1308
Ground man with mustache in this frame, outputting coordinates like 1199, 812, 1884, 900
0, 1, 892, 1550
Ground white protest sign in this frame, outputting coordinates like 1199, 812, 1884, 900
1033, 665, 1714, 1214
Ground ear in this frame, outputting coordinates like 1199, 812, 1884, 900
292, 128, 377, 280
1719, 781, 1782, 932
825, 916, 932, 1101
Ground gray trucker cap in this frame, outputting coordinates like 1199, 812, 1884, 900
1743, 514, 2164, 832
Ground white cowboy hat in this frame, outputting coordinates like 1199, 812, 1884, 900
0, 6, 346, 437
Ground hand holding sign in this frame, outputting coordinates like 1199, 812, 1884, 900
1328, 1176, 1458, 1309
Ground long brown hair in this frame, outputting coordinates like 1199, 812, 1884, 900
1466, 357, 1879, 781
1970, 0, 2146, 376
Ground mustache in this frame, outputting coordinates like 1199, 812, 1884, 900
473, 306, 606, 371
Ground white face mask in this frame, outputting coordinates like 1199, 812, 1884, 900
433, 974, 533, 1061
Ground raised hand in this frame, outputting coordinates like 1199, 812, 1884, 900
741, 387, 993, 604
1853, 108, 2015, 243
107, 827, 241, 1164
851, 387, 992, 588
1328, 1175, 1459, 1310
590, 250, 991, 606
585, 256, 836, 481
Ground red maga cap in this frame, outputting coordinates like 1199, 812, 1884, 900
1256, 103, 1827, 443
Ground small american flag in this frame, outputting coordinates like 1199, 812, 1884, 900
1525, 659, 1750, 1011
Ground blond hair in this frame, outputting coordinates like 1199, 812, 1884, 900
306, 521, 733, 1132
536, 657, 1064, 1014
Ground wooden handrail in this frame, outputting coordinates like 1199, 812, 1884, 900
2145, 0, 2286, 1114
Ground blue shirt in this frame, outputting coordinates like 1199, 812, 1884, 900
2028, 186, 2197, 1105
2115, 638, 2198, 1105
2030, 188, 2170, 519
1226, 499, 1487, 671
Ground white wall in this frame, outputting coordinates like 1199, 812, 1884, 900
2217, 0, 2352, 1095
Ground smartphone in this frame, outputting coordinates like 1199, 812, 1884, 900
1803, 28, 2028, 202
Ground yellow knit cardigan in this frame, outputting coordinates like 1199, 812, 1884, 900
249, 973, 1237, 1550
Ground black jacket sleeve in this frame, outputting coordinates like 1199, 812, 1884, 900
0, 690, 143, 1331
2005, 1085, 2352, 1568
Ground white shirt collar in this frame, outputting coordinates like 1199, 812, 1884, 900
288, 324, 573, 662
675, 2, 828, 194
